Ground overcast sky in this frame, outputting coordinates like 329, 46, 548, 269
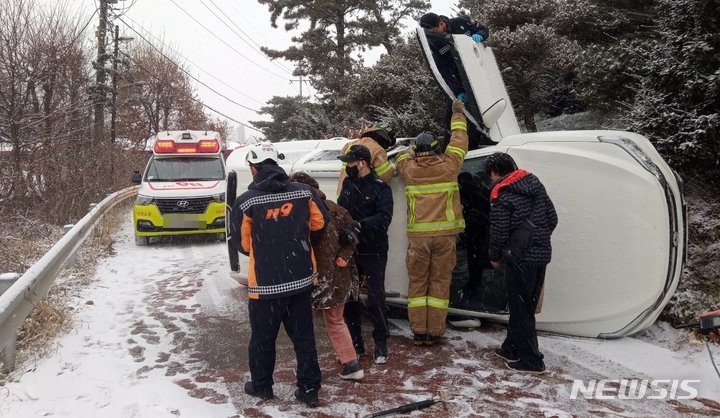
55, 0, 460, 140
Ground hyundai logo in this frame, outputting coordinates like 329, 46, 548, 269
177, 200, 190, 208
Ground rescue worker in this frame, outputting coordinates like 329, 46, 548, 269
395, 99, 468, 346
288, 172, 364, 381
336, 122, 397, 197
229, 142, 329, 407
419, 12, 491, 150
486, 152, 558, 374
337, 144, 394, 364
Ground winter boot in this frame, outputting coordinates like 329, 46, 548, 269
373, 337, 388, 364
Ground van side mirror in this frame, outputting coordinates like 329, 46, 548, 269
131, 170, 142, 184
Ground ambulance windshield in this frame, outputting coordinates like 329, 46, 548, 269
146, 156, 225, 182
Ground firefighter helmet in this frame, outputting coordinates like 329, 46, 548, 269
413, 132, 441, 156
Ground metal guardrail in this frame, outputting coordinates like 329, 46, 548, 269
0, 186, 138, 371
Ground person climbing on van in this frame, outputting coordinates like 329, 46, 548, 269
419, 12, 490, 151
337, 144, 394, 365
485, 152, 558, 374
230, 142, 329, 407
336, 122, 397, 197
288, 171, 364, 381
395, 99, 468, 346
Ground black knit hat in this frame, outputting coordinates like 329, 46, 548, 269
420, 12, 441, 29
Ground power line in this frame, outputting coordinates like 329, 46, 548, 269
124, 59, 262, 133
220, 0, 271, 45
118, 13, 264, 105
202, 0, 294, 75
168, 0, 290, 79
114, 14, 261, 113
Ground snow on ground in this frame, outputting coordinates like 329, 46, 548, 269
2, 214, 720, 417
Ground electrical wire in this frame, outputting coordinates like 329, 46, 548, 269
220, 0, 271, 45
200, 0, 293, 75
702, 335, 720, 379
118, 13, 263, 105
114, 14, 261, 114
127, 59, 262, 133
168, 0, 289, 79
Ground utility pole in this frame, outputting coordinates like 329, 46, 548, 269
111, 25, 133, 143
93, 0, 108, 143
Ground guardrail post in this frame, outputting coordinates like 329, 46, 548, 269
63, 224, 77, 268
0, 273, 20, 372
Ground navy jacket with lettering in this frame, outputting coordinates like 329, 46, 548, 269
230, 164, 329, 299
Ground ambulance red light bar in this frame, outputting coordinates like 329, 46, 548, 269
154, 139, 220, 154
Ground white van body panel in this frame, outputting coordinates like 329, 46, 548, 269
225, 132, 685, 338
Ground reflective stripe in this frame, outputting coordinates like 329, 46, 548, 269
446, 145, 466, 159
395, 152, 412, 163
450, 121, 467, 131
375, 160, 393, 176
408, 296, 428, 308
427, 296, 449, 310
341, 162, 347, 169
407, 219, 465, 232
405, 182, 458, 194
405, 182, 463, 233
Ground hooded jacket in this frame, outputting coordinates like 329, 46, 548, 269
336, 136, 394, 198
310, 189, 360, 309
488, 170, 558, 266
230, 164, 329, 299
395, 112, 468, 237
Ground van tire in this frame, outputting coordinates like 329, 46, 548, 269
135, 235, 150, 246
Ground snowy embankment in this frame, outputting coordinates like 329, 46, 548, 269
1, 213, 720, 417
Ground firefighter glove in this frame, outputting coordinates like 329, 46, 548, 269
452, 99, 465, 114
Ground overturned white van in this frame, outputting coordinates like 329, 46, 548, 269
224, 32, 686, 339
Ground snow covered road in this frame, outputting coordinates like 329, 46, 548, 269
2, 215, 720, 417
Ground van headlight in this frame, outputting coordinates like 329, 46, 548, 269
213, 192, 225, 203
136, 194, 153, 205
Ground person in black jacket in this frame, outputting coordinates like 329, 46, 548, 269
485, 152, 558, 374
337, 144, 394, 365
229, 142, 329, 407
420, 12, 490, 150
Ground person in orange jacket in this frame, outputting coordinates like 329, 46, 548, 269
395, 99, 468, 346
229, 142, 329, 407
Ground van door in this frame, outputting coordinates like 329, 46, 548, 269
450, 154, 509, 314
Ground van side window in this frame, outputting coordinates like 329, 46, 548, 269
450, 156, 508, 314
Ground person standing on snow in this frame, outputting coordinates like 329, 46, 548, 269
337, 144, 394, 365
395, 99, 469, 346
336, 122, 397, 198
288, 171, 364, 381
229, 142, 329, 407
419, 12, 490, 151
486, 152, 558, 374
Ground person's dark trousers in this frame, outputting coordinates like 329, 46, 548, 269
344, 253, 390, 350
500, 263, 546, 368
248, 289, 321, 392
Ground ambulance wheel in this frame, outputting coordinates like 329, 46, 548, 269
135, 235, 150, 246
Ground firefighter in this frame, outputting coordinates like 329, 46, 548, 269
395, 99, 468, 346
336, 122, 397, 197
230, 142, 329, 407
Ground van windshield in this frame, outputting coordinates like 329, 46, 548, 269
146, 157, 225, 182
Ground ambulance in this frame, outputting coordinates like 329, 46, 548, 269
131, 130, 227, 245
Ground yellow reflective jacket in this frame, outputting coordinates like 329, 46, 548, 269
396, 113, 468, 237
336, 137, 394, 197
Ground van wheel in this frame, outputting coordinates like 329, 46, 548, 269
135, 235, 150, 246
